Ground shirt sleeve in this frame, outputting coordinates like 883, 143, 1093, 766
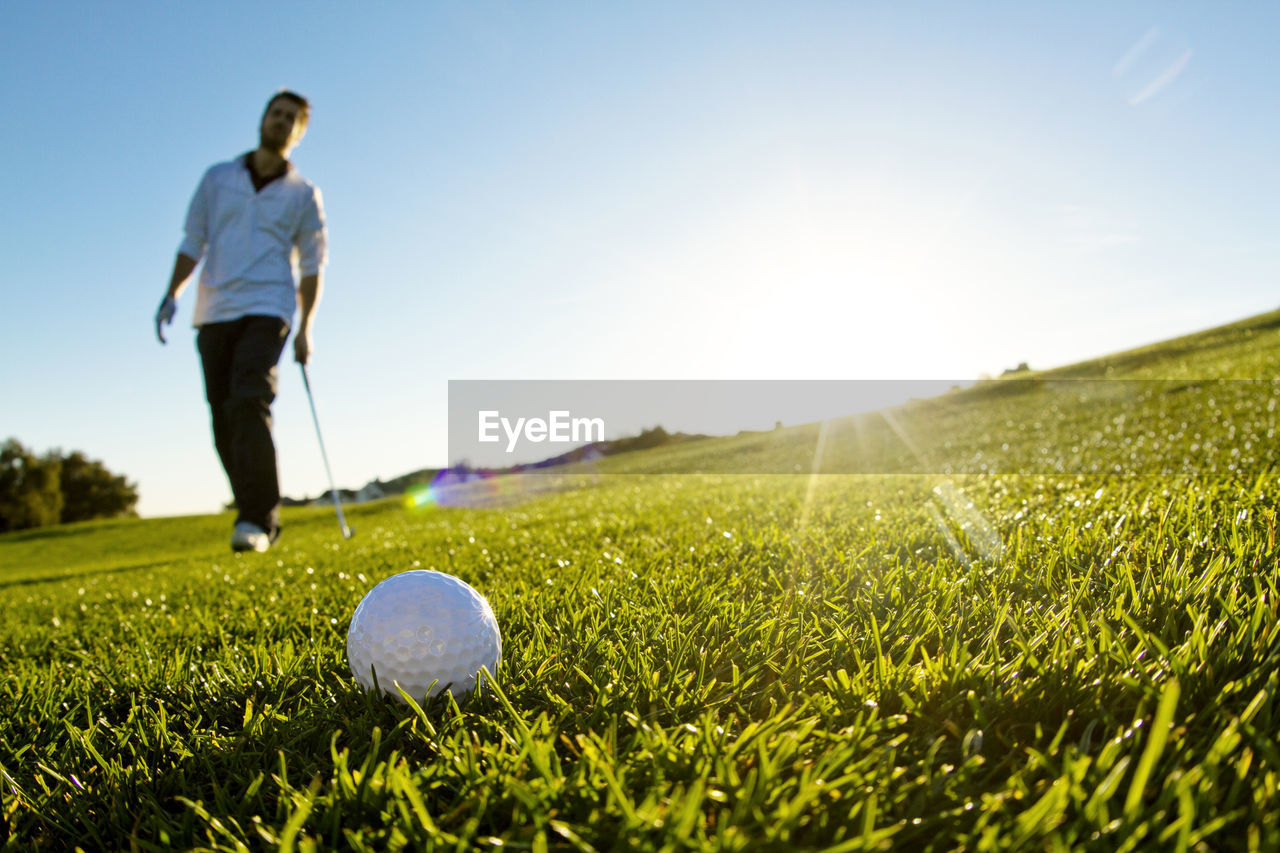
296, 185, 328, 276
177, 169, 211, 261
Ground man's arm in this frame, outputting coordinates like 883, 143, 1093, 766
167, 253, 198, 298
156, 253, 199, 344
293, 271, 324, 364
293, 184, 327, 364
157, 168, 211, 345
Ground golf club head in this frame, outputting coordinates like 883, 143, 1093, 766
343, 525, 355, 539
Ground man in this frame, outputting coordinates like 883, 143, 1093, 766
155, 90, 328, 553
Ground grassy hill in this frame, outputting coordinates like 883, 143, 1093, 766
3, 311, 1280, 849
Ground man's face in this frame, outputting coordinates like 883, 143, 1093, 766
259, 98, 306, 155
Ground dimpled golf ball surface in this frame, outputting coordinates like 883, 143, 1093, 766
347, 570, 501, 702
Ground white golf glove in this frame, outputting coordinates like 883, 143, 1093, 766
155, 295, 177, 344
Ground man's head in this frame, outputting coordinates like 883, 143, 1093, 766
259, 90, 310, 156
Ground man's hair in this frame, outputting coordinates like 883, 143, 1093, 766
263, 90, 311, 127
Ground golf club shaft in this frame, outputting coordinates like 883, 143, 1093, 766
300, 364, 352, 537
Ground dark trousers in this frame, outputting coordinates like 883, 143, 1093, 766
196, 316, 289, 535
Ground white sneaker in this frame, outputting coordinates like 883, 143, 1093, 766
231, 521, 271, 553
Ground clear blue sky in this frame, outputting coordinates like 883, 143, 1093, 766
2, 2, 1277, 517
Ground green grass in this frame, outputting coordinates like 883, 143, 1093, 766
5, 312, 1280, 850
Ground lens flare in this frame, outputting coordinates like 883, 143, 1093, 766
403, 483, 436, 509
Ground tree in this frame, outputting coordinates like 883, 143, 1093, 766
58, 450, 138, 523
0, 440, 139, 532
0, 439, 63, 532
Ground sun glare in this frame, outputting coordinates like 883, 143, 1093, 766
674, 177, 1013, 378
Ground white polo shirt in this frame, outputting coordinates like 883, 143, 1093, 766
178, 154, 328, 327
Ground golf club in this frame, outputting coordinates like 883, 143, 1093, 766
300, 363, 354, 539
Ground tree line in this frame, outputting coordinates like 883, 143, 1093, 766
0, 439, 138, 532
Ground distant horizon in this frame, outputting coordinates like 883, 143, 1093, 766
131, 302, 1278, 518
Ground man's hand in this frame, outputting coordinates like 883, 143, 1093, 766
155, 295, 177, 344
293, 328, 312, 364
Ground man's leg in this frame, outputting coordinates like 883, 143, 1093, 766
196, 321, 237, 502
225, 316, 290, 539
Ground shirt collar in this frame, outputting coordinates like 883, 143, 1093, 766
242, 151, 292, 191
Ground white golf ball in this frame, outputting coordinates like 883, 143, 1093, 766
347, 570, 501, 702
